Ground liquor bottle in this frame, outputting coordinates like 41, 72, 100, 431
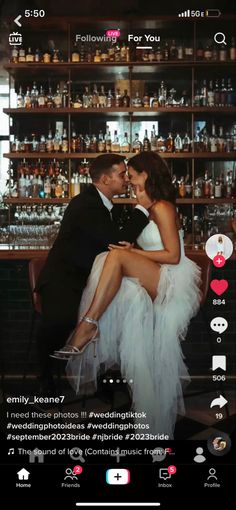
194, 127, 200, 152
203, 170, 210, 197
62, 83, 69, 108
53, 84, 62, 108
204, 44, 212, 60
35, 48, 40, 62
31, 134, 39, 152
200, 79, 207, 107
218, 126, 225, 152
26, 47, 34, 63
92, 84, 99, 108
185, 42, 194, 60
17, 87, 24, 108
170, 39, 177, 59
220, 79, 227, 106
31, 81, 39, 108
202, 128, 210, 152
39, 134, 46, 152
98, 85, 107, 108
38, 86, 46, 107
219, 44, 227, 62
210, 123, 218, 152
214, 80, 220, 106
182, 133, 191, 152
150, 126, 157, 151
71, 129, 77, 152
174, 133, 182, 152
142, 91, 150, 108
52, 49, 60, 63
132, 133, 142, 153
158, 81, 167, 107
177, 42, 184, 60
120, 132, 130, 153
226, 171, 233, 198
97, 130, 105, 152
155, 45, 162, 61
111, 130, 120, 152
71, 42, 80, 62
207, 80, 215, 107
46, 128, 53, 152
132, 91, 142, 108
163, 41, 169, 60
43, 51, 51, 63
106, 89, 114, 108
227, 78, 235, 106
44, 176, 51, 198
90, 134, 97, 153
143, 129, 150, 151
115, 88, 122, 107
83, 86, 92, 108
53, 130, 61, 152
18, 48, 26, 62
165, 132, 174, 152
94, 48, 101, 63
84, 134, 91, 153
229, 37, 236, 61
151, 92, 159, 108
105, 127, 112, 152
123, 89, 130, 107
11, 46, 18, 63
194, 179, 202, 198
101, 47, 108, 62
178, 177, 186, 198
214, 176, 222, 198
46, 86, 54, 108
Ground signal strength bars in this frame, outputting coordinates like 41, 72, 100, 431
178, 10, 190, 17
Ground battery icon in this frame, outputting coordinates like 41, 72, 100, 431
205, 9, 221, 17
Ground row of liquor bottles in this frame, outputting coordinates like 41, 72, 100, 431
15, 79, 235, 109
174, 171, 235, 199
11, 160, 91, 199
10, 160, 236, 200
15, 81, 190, 109
10, 37, 236, 63
10, 124, 236, 154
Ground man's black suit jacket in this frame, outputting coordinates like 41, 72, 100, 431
36, 185, 148, 325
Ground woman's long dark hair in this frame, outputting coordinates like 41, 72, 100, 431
127, 151, 176, 204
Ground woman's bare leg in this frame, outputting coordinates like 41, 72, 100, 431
70, 249, 161, 349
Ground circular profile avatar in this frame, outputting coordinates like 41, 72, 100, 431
212, 437, 227, 451
205, 234, 233, 260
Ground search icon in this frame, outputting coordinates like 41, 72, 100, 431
214, 32, 227, 45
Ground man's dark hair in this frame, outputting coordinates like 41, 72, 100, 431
89, 154, 125, 182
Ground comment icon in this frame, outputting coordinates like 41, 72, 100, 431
210, 317, 228, 334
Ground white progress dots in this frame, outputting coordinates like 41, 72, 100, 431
102, 378, 133, 384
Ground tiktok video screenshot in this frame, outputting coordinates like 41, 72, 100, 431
0, 0, 235, 507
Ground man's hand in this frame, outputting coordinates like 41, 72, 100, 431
108, 241, 133, 250
136, 185, 156, 210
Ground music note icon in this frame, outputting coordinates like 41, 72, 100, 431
8, 448, 14, 455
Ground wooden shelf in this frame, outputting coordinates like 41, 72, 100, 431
4, 61, 236, 73
3, 197, 236, 205
4, 152, 236, 160
4, 107, 236, 115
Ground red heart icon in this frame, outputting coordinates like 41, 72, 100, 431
210, 279, 228, 296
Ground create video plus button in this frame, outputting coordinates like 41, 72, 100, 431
106, 469, 130, 485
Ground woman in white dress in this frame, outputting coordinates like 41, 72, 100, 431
52, 152, 202, 438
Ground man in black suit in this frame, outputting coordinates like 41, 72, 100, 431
36, 153, 150, 392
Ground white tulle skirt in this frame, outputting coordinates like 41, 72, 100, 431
66, 251, 201, 438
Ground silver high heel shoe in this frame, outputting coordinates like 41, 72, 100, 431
50, 317, 99, 360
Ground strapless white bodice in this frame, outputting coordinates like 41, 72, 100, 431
137, 220, 185, 256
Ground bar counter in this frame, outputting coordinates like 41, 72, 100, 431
0, 246, 235, 259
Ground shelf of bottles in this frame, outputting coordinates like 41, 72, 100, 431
2, 17, 236, 249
